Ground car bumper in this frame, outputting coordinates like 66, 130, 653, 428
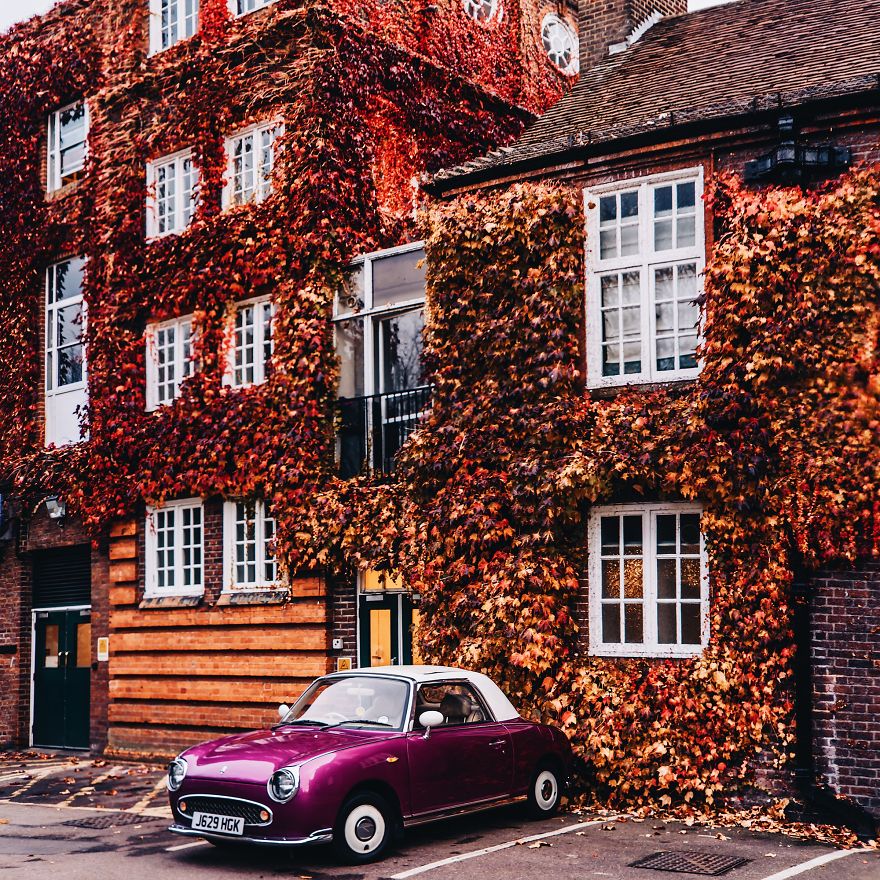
168, 824, 333, 847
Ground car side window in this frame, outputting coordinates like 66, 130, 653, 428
415, 682, 489, 726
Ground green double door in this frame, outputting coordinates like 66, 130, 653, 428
33, 609, 91, 749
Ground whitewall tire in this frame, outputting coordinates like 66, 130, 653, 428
334, 793, 394, 863
526, 765, 561, 818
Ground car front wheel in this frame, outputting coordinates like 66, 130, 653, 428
526, 763, 562, 818
334, 792, 394, 863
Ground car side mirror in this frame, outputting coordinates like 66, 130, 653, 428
278, 704, 290, 720
418, 710, 444, 739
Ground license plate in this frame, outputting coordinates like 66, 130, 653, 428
192, 812, 244, 836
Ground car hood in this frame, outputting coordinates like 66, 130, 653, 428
181, 727, 394, 782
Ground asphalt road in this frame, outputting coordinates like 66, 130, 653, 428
1, 754, 878, 880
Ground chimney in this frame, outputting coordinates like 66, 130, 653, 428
578, 0, 687, 71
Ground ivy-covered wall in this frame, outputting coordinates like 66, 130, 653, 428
292, 171, 879, 807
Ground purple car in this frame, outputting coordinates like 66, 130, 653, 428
166, 665, 572, 863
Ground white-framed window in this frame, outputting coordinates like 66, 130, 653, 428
588, 503, 708, 658
585, 169, 704, 388
229, 0, 276, 15
222, 500, 280, 590
462, 0, 501, 23
145, 498, 204, 596
149, 0, 199, 54
223, 122, 282, 208
146, 149, 199, 238
145, 315, 195, 410
45, 257, 88, 447
224, 296, 275, 387
334, 242, 428, 476
541, 13, 579, 76
47, 101, 88, 192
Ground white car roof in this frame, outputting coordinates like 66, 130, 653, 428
325, 665, 521, 722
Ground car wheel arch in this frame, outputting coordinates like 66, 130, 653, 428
340, 780, 404, 834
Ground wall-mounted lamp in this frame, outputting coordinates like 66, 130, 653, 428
45, 496, 67, 520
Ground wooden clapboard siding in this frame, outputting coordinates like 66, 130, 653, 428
106, 517, 332, 757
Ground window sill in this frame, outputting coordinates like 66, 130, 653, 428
589, 646, 706, 659
216, 589, 289, 606
588, 377, 697, 400
139, 594, 203, 609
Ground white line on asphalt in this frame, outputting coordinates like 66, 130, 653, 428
165, 840, 210, 852
390, 818, 609, 879
58, 765, 123, 807
758, 848, 861, 880
129, 776, 168, 814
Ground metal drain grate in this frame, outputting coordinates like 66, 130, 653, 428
63, 812, 157, 829
631, 851, 751, 876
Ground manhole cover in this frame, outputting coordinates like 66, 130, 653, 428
63, 812, 159, 829
631, 851, 751, 876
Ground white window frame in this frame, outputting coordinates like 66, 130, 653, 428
223, 295, 275, 388
146, 148, 199, 239
228, 0, 277, 15
222, 499, 281, 591
541, 13, 580, 76
585, 168, 705, 389
45, 257, 88, 447
145, 315, 196, 410
145, 498, 205, 598
222, 121, 283, 208
587, 503, 709, 658
332, 240, 426, 400
47, 101, 89, 193
148, 0, 199, 55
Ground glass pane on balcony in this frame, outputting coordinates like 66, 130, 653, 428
378, 309, 424, 394
372, 248, 425, 309
336, 318, 364, 398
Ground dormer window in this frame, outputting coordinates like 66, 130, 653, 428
462, 0, 501, 23
47, 102, 88, 193
542, 14, 579, 76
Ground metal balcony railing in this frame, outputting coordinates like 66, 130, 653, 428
337, 385, 432, 478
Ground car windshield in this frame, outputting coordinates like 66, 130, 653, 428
280, 676, 410, 730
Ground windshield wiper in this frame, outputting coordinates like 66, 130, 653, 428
323, 719, 394, 731
271, 719, 329, 731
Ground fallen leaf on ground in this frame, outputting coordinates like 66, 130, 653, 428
527, 841, 552, 849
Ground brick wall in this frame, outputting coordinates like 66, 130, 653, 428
330, 572, 358, 669
811, 562, 880, 820
0, 507, 110, 751
578, 0, 687, 70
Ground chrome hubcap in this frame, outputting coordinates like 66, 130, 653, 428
541, 779, 554, 800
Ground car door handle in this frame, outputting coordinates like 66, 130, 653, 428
489, 739, 506, 747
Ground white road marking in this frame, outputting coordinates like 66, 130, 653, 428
758, 848, 862, 880
390, 818, 609, 879
8, 762, 92, 799
165, 840, 210, 852
129, 776, 168, 814
58, 765, 123, 807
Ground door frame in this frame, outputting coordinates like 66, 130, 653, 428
29, 604, 90, 749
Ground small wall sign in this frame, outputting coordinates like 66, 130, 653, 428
336, 657, 352, 672
97, 637, 109, 662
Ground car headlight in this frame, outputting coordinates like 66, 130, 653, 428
267, 767, 300, 803
167, 757, 187, 792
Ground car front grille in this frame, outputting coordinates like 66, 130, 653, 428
178, 795, 272, 826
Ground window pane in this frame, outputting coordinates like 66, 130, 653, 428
681, 558, 701, 599
600, 274, 618, 308
624, 605, 643, 643
371, 249, 425, 309
681, 604, 701, 644
656, 515, 676, 553
599, 229, 616, 260
623, 559, 643, 598
621, 271, 640, 305
622, 341, 641, 374
620, 191, 638, 218
602, 344, 620, 377
622, 515, 642, 554
336, 317, 365, 398
680, 514, 700, 553
599, 195, 616, 223
601, 559, 619, 598
657, 558, 677, 598
620, 223, 639, 256
658, 603, 677, 644
654, 185, 673, 217
656, 336, 675, 372
600, 516, 619, 554
677, 215, 696, 248
378, 309, 424, 393
677, 181, 695, 209
654, 219, 673, 251
52, 258, 85, 302
601, 604, 620, 643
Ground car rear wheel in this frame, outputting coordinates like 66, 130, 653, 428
526, 763, 561, 819
333, 792, 394, 864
